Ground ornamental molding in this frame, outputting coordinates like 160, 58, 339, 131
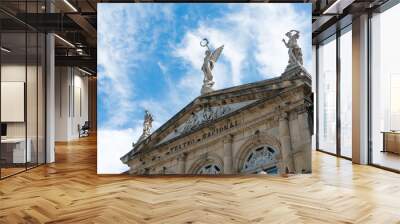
157, 100, 257, 145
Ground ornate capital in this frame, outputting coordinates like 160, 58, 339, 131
177, 152, 187, 161
296, 104, 308, 114
223, 134, 234, 144
278, 112, 289, 121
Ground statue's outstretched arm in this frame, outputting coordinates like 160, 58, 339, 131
282, 39, 288, 47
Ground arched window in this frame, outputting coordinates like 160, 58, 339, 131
197, 164, 221, 174
242, 146, 278, 174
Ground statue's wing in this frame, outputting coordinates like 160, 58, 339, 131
210, 45, 224, 63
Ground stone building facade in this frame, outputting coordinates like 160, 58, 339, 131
121, 66, 313, 175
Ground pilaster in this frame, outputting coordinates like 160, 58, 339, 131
278, 112, 295, 173
223, 134, 234, 174
177, 153, 187, 174
296, 105, 312, 172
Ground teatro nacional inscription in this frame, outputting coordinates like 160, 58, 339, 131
167, 119, 239, 153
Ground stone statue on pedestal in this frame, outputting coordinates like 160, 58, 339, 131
282, 30, 303, 68
136, 110, 153, 144
143, 110, 153, 137
200, 38, 224, 95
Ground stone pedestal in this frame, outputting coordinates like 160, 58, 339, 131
278, 112, 295, 173
284, 63, 299, 72
223, 134, 234, 174
201, 85, 214, 95
282, 64, 305, 79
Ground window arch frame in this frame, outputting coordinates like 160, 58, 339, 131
241, 145, 279, 174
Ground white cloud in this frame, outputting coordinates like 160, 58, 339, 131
97, 5, 139, 129
158, 62, 167, 74
158, 62, 188, 109
97, 127, 142, 174
98, 4, 174, 129
97, 4, 174, 173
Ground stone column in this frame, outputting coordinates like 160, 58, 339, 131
177, 153, 187, 174
223, 134, 234, 174
279, 112, 295, 173
297, 106, 312, 172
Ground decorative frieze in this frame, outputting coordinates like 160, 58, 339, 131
168, 120, 239, 153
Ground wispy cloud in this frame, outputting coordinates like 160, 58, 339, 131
98, 4, 175, 173
98, 4, 174, 129
97, 128, 142, 174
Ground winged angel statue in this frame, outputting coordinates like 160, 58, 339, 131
200, 38, 224, 94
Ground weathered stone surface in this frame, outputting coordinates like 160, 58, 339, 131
121, 68, 312, 175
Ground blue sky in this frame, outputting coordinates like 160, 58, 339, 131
97, 3, 312, 173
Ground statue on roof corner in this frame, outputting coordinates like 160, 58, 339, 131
143, 110, 153, 137
136, 110, 153, 144
282, 30, 303, 68
200, 38, 224, 95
